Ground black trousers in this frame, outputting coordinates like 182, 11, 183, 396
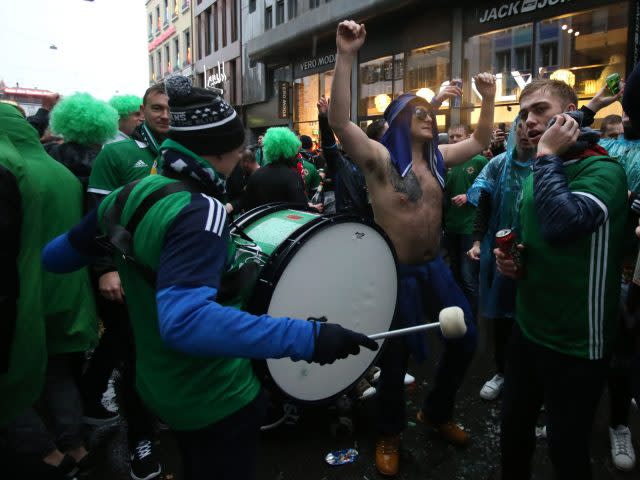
493, 317, 514, 374
173, 391, 266, 480
81, 295, 155, 445
500, 326, 607, 480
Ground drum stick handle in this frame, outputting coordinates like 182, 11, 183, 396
368, 323, 439, 340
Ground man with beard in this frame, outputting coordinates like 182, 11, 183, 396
329, 20, 496, 476
496, 79, 627, 479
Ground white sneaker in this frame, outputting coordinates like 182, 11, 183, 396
479, 374, 504, 401
354, 378, 376, 400
404, 373, 415, 385
609, 425, 636, 471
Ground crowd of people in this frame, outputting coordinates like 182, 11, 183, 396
1, 18, 640, 480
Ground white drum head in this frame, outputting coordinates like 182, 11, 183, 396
265, 221, 397, 402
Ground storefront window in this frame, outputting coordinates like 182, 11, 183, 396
358, 54, 404, 118
464, 22, 533, 126
406, 42, 450, 104
293, 70, 334, 140
539, 4, 628, 123
463, 2, 628, 128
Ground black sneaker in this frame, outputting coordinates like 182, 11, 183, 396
130, 439, 162, 480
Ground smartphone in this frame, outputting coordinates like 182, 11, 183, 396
498, 122, 506, 132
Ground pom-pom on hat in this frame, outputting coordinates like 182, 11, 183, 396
262, 127, 301, 165
164, 75, 244, 156
108, 95, 142, 119
50, 93, 119, 146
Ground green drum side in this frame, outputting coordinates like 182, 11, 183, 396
222, 209, 320, 310
242, 209, 319, 255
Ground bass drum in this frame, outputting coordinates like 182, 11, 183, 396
225, 203, 398, 404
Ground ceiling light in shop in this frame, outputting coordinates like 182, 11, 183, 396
416, 88, 436, 102
374, 93, 392, 113
568, 28, 573, 33
550, 69, 576, 87
574, 31, 580, 36
561, 24, 568, 30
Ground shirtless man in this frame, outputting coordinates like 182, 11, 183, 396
329, 20, 496, 476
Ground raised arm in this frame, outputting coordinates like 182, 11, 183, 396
440, 73, 496, 167
328, 21, 388, 176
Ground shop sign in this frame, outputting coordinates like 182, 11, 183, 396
148, 25, 176, 52
298, 54, 336, 73
204, 61, 228, 92
470, 71, 533, 102
479, 0, 572, 23
278, 81, 290, 119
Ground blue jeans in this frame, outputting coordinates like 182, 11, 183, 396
444, 233, 479, 315
376, 257, 477, 435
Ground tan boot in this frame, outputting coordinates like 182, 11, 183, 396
375, 435, 400, 477
417, 410, 470, 447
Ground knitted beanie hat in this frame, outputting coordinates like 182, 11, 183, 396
164, 75, 244, 156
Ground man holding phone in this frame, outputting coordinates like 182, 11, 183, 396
495, 79, 627, 479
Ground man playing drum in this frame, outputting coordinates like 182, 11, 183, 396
329, 20, 496, 476
41, 76, 378, 480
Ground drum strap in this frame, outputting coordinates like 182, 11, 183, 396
101, 177, 256, 288
101, 179, 194, 285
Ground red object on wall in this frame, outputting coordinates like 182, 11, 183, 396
148, 25, 177, 52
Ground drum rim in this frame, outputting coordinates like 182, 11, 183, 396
237, 203, 399, 405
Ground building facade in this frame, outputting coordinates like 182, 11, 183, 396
192, 0, 243, 107
241, 0, 639, 143
146, 0, 194, 84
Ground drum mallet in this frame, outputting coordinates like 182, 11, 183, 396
368, 306, 467, 340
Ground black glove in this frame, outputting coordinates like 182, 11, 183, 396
311, 322, 379, 365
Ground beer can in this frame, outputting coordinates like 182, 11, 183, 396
451, 79, 462, 108
495, 228, 522, 270
606, 73, 621, 95
495, 229, 515, 255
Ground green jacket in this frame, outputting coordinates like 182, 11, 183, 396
0, 104, 98, 424
0, 104, 47, 426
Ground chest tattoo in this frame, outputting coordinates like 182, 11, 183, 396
388, 164, 423, 203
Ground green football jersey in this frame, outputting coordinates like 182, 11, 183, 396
517, 156, 627, 360
98, 175, 260, 430
444, 154, 488, 235
88, 138, 157, 196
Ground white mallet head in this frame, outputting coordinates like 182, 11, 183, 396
439, 306, 467, 339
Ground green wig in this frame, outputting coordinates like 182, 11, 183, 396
108, 94, 142, 119
50, 92, 119, 146
262, 127, 301, 165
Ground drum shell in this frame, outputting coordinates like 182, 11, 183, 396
227, 203, 399, 404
